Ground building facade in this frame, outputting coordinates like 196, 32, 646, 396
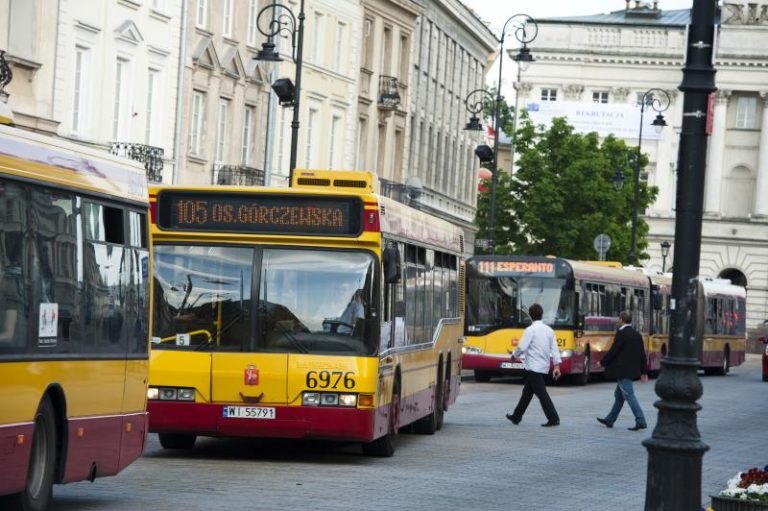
354, 0, 420, 188
177, 0, 273, 186
520, 1, 768, 328
0, 0, 60, 134
0, 0, 183, 184
366, 0, 498, 254
53, 0, 183, 182
265, 0, 363, 185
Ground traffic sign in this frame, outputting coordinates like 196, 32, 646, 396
593, 233, 611, 261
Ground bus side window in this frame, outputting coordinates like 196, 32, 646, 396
0, 182, 27, 350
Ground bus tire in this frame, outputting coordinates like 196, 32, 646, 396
437, 358, 450, 431
362, 380, 400, 457
2, 396, 57, 511
415, 364, 444, 435
717, 347, 730, 376
572, 351, 591, 386
473, 370, 492, 383
158, 433, 197, 449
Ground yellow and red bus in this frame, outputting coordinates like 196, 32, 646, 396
0, 123, 151, 510
464, 256, 745, 384
463, 256, 654, 384
147, 169, 464, 456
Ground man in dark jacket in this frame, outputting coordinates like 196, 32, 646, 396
596, 310, 648, 431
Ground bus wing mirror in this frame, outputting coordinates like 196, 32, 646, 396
383, 246, 401, 284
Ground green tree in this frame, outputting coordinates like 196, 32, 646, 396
509, 115, 657, 263
475, 114, 658, 263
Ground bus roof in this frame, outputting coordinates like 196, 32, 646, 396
0, 123, 148, 204
468, 255, 649, 286
377, 195, 464, 254
700, 277, 746, 299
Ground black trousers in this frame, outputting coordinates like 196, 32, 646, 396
511, 370, 559, 423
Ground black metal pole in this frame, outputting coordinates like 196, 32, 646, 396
643, 1, 717, 509
629, 102, 645, 266
488, 32, 505, 254
288, 0, 305, 186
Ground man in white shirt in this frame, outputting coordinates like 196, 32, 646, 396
506, 303, 562, 427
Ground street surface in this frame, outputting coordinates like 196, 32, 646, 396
50, 355, 767, 511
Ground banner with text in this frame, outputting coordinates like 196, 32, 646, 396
525, 101, 663, 141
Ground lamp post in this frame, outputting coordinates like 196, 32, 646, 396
628, 88, 670, 265
464, 14, 537, 253
643, 1, 717, 509
253, 0, 306, 187
660, 240, 670, 273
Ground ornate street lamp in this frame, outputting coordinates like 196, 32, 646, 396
253, 0, 306, 186
643, 2, 717, 509
660, 240, 671, 273
628, 87, 670, 265
464, 14, 538, 253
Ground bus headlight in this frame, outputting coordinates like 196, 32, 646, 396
302, 392, 321, 406
321, 393, 339, 406
560, 350, 573, 358
159, 388, 178, 400
147, 387, 159, 400
462, 345, 482, 355
177, 388, 196, 401
339, 394, 357, 407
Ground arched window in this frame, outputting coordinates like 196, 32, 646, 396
718, 268, 747, 288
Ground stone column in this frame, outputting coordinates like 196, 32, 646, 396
704, 89, 729, 214
754, 91, 768, 216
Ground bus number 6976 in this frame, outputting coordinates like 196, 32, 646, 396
306, 370, 356, 389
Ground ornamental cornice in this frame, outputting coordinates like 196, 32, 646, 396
533, 52, 768, 69
760, 91, 768, 102
533, 53, 684, 67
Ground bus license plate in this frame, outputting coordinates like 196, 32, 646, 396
222, 406, 276, 419
500, 362, 524, 369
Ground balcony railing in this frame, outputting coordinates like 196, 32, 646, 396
378, 75, 401, 110
212, 164, 265, 186
110, 142, 164, 182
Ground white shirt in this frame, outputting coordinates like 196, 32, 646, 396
512, 320, 562, 374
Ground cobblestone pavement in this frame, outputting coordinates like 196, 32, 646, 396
50, 355, 768, 511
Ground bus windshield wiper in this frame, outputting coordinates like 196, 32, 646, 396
271, 318, 309, 354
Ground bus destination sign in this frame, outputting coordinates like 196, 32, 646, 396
157, 192, 363, 236
475, 260, 556, 276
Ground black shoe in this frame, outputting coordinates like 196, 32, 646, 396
505, 413, 521, 425
541, 420, 559, 427
596, 417, 613, 428
628, 425, 647, 431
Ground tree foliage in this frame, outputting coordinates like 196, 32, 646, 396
475, 114, 658, 264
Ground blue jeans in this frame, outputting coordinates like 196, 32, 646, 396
604, 378, 646, 427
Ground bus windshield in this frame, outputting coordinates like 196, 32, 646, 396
152, 246, 378, 355
466, 275, 573, 333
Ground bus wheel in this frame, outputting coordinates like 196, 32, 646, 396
474, 370, 492, 383
437, 360, 450, 431
415, 365, 444, 435
362, 384, 400, 457
572, 352, 591, 386
717, 347, 730, 376
158, 433, 197, 449
3, 396, 57, 511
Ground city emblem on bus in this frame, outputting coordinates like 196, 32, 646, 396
244, 365, 259, 386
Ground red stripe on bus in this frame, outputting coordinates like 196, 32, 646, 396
148, 401, 378, 442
